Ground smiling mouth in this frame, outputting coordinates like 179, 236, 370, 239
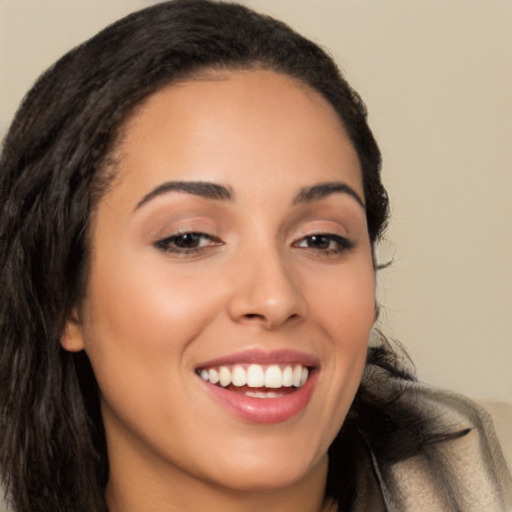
196, 363, 310, 398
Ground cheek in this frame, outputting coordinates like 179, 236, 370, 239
332, 264, 376, 370
78, 255, 224, 446
78, 250, 212, 401
307, 261, 375, 424
83, 246, 221, 351
310, 257, 376, 335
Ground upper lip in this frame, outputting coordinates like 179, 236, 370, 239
195, 348, 319, 369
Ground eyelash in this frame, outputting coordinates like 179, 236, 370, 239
154, 232, 221, 255
154, 231, 354, 257
293, 234, 354, 255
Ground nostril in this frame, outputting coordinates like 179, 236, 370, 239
242, 311, 300, 324
244, 313, 264, 320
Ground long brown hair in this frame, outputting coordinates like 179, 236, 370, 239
0, 1, 388, 510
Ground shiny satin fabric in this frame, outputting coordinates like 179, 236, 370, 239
347, 333, 512, 512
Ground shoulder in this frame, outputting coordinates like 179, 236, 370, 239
353, 333, 512, 511
372, 385, 512, 511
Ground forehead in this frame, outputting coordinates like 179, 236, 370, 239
109, 69, 363, 204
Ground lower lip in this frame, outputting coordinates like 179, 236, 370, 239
199, 371, 318, 424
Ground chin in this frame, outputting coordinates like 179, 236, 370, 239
199, 440, 328, 493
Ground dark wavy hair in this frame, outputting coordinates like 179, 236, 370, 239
0, 1, 392, 510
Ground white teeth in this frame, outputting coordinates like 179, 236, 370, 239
246, 390, 280, 399
301, 367, 309, 387
247, 364, 265, 387
282, 366, 293, 387
219, 366, 231, 387
264, 365, 282, 388
198, 363, 311, 390
292, 365, 303, 387
208, 368, 220, 384
245, 391, 265, 398
231, 365, 247, 387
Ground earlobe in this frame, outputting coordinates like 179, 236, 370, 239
60, 308, 86, 352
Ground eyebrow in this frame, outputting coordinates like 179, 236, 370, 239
134, 181, 233, 210
293, 181, 365, 209
134, 179, 365, 211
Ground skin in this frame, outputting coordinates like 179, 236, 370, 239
63, 69, 376, 512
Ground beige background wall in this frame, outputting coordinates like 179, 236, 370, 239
1, 0, 511, 399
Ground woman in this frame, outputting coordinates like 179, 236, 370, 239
0, 1, 510, 511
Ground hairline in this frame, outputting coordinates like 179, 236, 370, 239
87, 63, 367, 240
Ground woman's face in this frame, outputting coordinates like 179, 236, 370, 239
64, 70, 375, 498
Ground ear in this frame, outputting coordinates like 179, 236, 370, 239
60, 308, 86, 352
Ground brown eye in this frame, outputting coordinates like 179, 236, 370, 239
304, 235, 331, 250
295, 234, 354, 253
155, 232, 221, 254
171, 233, 205, 248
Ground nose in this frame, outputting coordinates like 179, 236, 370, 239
227, 247, 308, 329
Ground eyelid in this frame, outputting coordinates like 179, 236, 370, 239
289, 218, 351, 241
292, 233, 354, 252
147, 211, 220, 243
154, 231, 223, 255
